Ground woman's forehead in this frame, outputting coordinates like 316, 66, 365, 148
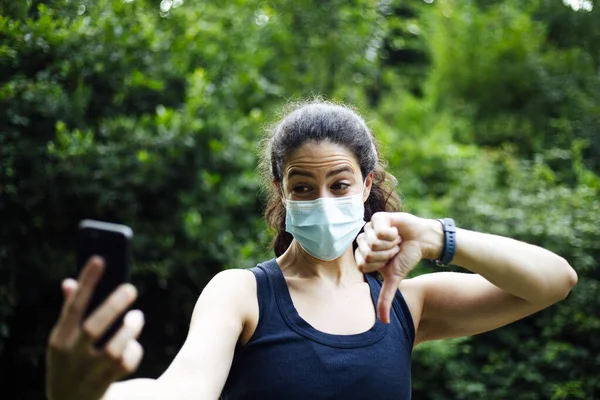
283, 141, 360, 178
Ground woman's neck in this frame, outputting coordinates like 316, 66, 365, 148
276, 241, 364, 286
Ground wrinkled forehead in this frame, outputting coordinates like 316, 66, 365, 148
283, 140, 362, 180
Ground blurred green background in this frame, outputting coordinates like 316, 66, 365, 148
1, 0, 599, 398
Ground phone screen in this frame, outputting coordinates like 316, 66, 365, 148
77, 219, 133, 348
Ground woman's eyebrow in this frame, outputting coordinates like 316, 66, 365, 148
287, 166, 354, 179
326, 166, 354, 178
287, 169, 314, 179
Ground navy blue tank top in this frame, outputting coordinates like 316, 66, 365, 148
221, 258, 415, 400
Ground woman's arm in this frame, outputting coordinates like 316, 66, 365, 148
448, 225, 577, 304
102, 268, 257, 400
406, 220, 577, 344
355, 212, 578, 344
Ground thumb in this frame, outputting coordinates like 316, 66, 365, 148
377, 272, 402, 324
61, 278, 78, 303
376, 241, 422, 324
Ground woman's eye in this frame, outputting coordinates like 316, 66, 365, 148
293, 185, 310, 193
331, 182, 350, 190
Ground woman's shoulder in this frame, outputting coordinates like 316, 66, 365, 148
204, 268, 257, 298
202, 268, 261, 344
191, 268, 259, 334
206, 258, 278, 293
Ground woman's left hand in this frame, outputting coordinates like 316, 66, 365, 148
355, 212, 443, 323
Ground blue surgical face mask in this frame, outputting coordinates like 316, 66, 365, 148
285, 191, 366, 261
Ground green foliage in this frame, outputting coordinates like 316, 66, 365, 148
424, 0, 600, 173
0, 0, 385, 397
409, 149, 600, 399
377, 2, 600, 398
1, 0, 598, 399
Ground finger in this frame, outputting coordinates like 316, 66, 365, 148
356, 234, 371, 262
394, 241, 423, 278
374, 226, 399, 242
361, 246, 401, 273
93, 339, 144, 385
354, 246, 365, 271
364, 224, 379, 246
363, 221, 374, 238
121, 339, 144, 375
355, 234, 377, 271
61, 278, 78, 302
58, 256, 105, 334
105, 310, 145, 360
357, 233, 401, 273
371, 235, 402, 252
365, 222, 400, 249
370, 214, 399, 241
47, 279, 81, 350
376, 242, 423, 323
82, 284, 137, 344
377, 274, 402, 324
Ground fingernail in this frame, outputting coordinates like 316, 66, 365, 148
118, 285, 136, 301
90, 255, 105, 266
125, 310, 144, 326
63, 278, 77, 288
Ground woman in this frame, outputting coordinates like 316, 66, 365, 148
46, 100, 578, 400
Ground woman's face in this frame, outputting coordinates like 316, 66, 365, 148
282, 140, 372, 201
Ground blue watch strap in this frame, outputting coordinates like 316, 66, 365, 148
435, 218, 456, 266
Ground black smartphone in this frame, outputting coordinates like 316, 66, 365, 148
76, 219, 133, 348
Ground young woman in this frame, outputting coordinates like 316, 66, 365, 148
46, 100, 578, 400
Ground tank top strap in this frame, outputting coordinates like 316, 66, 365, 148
393, 285, 415, 347
247, 261, 275, 332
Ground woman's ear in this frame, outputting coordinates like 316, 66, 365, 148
363, 171, 374, 202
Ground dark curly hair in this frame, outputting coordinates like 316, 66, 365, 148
259, 98, 402, 256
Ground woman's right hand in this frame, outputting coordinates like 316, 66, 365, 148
46, 256, 145, 400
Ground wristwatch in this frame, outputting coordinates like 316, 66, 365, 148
435, 218, 456, 266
